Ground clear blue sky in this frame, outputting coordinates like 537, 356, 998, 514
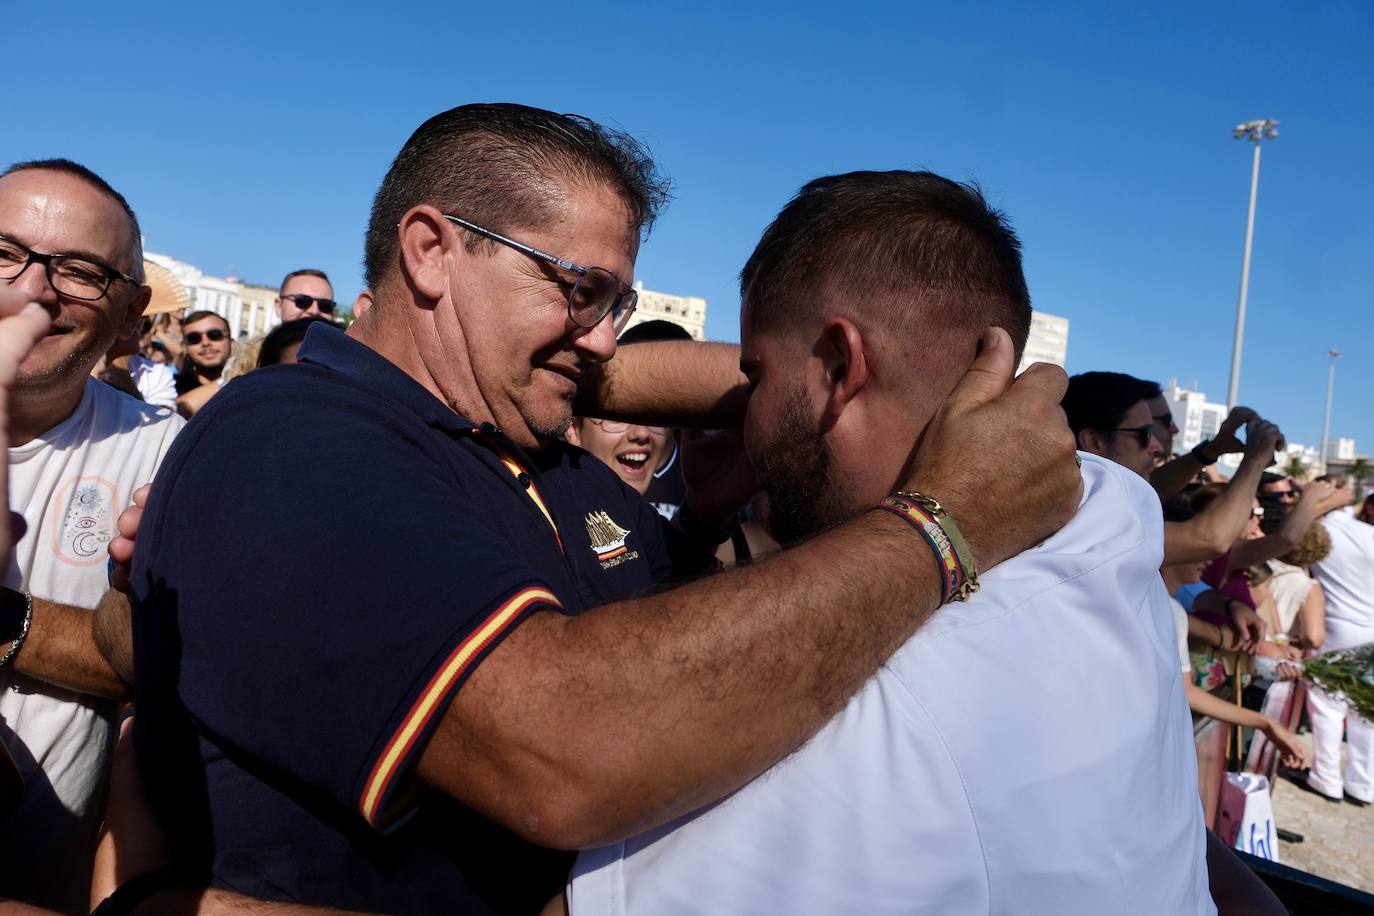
8, 0, 1371, 451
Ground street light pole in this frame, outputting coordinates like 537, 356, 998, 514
1227, 118, 1280, 409
1319, 349, 1341, 473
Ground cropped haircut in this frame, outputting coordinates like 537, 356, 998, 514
739, 170, 1032, 359
180, 310, 230, 330
2, 158, 145, 282
363, 103, 671, 291
1061, 371, 1158, 437
280, 268, 330, 293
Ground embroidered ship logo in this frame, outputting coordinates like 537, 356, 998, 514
585, 511, 631, 562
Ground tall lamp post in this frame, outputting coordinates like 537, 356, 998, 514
1227, 118, 1280, 409
1319, 349, 1341, 473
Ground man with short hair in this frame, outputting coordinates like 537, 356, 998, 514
0, 159, 182, 910
175, 310, 232, 392
128, 104, 1078, 912
1062, 370, 1164, 478
569, 171, 1224, 915
275, 268, 337, 321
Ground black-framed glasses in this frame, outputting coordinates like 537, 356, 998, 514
1151, 411, 1174, 429
1106, 424, 1155, 448
442, 214, 637, 333
184, 328, 227, 346
279, 293, 336, 314
0, 235, 140, 301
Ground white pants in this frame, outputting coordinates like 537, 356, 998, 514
1305, 683, 1374, 802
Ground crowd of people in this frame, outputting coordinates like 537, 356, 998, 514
0, 102, 1369, 915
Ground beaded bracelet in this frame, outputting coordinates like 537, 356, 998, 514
876, 494, 979, 604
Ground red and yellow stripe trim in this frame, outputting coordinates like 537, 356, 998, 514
358, 586, 560, 829
876, 497, 966, 604
489, 445, 564, 554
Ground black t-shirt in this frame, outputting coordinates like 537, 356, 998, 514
131, 325, 709, 914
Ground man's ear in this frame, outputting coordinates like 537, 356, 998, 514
398, 205, 456, 303
817, 317, 869, 430
1077, 428, 1106, 456
118, 285, 152, 339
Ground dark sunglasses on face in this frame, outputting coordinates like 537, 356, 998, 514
280, 293, 336, 314
1152, 411, 1174, 429
184, 328, 227, 345
1108, 424, 1155, 449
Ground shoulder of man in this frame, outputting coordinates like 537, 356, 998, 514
85, 375, 186, 440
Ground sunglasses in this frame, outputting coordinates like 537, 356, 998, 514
184, 328, 227, 345
1108, 424, 1155, 449
280, 293, 336, 314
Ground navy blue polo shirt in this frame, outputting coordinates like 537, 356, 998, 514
131, 324, 711, 913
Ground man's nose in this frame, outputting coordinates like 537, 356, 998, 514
570, 313, 618, 364
626, 425, 653, 443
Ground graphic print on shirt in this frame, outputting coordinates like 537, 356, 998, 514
585, 510, 639, 569
49, 476, 117, 567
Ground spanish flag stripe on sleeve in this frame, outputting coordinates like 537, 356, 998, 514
358, 586, 560, 828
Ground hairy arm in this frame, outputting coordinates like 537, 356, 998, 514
421, 332, 1081, 849
4, 595, 128, 700
1228, 481, 1341, 570
1150, 407, 1255, 501
574, 340, 750, 428
1163, 419, 1279, 565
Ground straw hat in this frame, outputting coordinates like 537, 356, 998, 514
141, 259, 191, 317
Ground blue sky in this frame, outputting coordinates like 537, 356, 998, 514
8, 0, 1371, 451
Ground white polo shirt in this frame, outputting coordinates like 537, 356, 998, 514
569, 454, 1214, 916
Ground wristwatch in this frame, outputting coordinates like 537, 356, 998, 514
0, 587, 27, 644
1189, 439, 1218, 467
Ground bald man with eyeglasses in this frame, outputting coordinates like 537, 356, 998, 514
0, 159, 183, 911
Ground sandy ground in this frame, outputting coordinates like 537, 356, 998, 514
1272, 736, 1374, 892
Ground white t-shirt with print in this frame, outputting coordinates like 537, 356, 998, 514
569, 454, 1215, 916
0, 379, 182, 909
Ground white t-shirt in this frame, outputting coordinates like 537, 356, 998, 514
570, 454, 1215, 916
0, 379, 182, 909
1310, 511, 1374, 651
127, 354, 178, 410
1171, 596, 1193, 675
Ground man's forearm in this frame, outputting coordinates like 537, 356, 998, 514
430, 508, 945, 849
575, 341, 749, 428
1150, 451, 1208, 501
1164, 450, 1267, 564
5, 596, 129, 700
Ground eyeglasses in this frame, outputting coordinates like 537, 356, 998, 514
184, 328, 227, 345
1151, 411, 1174, 429
0, 235, 140, 301
588, 418, 668, 436
279, 293, 336, 314
1107, 424, 1155, 449
443, 214, 637, 333
1270, 488, 1298, 501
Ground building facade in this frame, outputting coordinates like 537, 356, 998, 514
1017, 310, 1070, 374
1163, 381, 1229, 457
621, 282, 707, 341
146, 252, 283, 337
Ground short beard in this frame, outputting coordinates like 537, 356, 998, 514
752, 384, 846, 545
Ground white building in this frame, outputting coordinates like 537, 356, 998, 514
145, 251, 282, 337
1163, 381, 1229, 457
1324, 438, 1357, 461
1017, 311, 1069, 374
622, 282, 707, 341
